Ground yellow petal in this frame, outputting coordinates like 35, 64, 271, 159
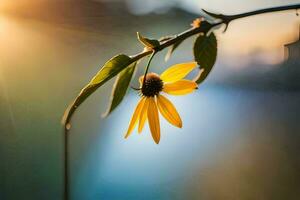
163, 80, 198, 95
147, 97, 160, 144
138, 98, 149, 133
125, 98, 145, 138
160, 62, 197, 83
157, 95, 182, 128
139, 76, 144, 86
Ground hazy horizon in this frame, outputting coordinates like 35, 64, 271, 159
1, 0, 299, 65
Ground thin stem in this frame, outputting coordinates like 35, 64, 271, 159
130, 4, 300, 64
63, 129, 69, 200
142, 51, 156, 86
229, 4, 300, 21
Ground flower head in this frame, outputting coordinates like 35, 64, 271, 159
125, 62, 198, 144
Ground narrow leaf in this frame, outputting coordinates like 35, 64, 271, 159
165, 40, 183, 61
137, 32, 160, 48
193, 32, 217, 84
103, 62, 137, 116
62, 54, 132, 130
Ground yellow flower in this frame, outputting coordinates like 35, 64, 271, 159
125, 62, 198, 144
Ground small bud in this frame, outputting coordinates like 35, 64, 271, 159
137, 32, 160, 49
66, 123, 71, 130
191, 18, 203, 28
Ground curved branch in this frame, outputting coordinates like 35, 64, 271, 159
229, 4, 300, 21
131, 4, 300, 63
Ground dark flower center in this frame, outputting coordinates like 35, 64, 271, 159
141, 73, 163, 97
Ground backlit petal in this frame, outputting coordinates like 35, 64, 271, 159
147, 97, 160, 144
138, 98, 149, 133
125, 98, 145, 138
163, 80, 198, 95
139, 76, 144, 87
160, 62, 197, 83
157, 95, 182, 128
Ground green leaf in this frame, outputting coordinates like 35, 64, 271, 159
193, 32, 217, 84
165, 40, 183, 61
62, 54, 132, 130
103, 62, 137, 117
137, 32, 160, 48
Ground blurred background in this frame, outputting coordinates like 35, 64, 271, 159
1, 0, 300, 199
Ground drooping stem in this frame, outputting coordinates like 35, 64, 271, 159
63, 128, 70, 200
142, 51, 156, 86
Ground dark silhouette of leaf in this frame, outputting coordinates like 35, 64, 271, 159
193, 32, 217, 84
165, 40, 184, 61
103, 62, 137, 116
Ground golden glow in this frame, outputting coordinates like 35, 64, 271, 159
0, 16, 42, 67
216, 11, 299, 65
0, 1, 18, 11
1, 0, 299, 66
